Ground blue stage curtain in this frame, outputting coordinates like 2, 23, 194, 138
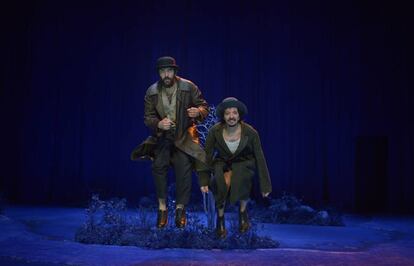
1, 1, 413, 212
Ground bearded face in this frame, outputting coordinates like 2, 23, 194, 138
159, 67, 176, 87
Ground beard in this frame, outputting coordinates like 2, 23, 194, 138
161, 77, 174, 88
226, 118, 239, 127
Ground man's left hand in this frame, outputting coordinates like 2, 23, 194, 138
262, 192, 270, 198
187, 107, 200, 118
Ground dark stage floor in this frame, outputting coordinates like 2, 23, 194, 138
1, 206, 414, 265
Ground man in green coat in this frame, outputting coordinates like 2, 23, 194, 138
131, 56, 209, 229
199, 97, 272, 238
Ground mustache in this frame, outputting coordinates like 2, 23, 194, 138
161, 77, 174, 87
162, 76, 174, 82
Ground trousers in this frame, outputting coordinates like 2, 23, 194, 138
152, 135, 193, 205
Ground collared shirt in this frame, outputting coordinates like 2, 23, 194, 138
160, 84, 177, 122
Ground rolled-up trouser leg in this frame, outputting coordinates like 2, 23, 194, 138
171, 149, 193, 205
152, 138, 173, 200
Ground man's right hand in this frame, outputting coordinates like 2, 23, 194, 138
200, 186, 209, 193
158, 117, 174, 130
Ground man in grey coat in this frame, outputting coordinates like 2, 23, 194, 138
131, 56, 209, 229
199, 97, 272, 238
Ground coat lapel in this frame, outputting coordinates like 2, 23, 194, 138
175, 77, 187, 123
231, 123, 249, 158
215, 124, 232, 155
176, 88, 183, 118
216, 123, 249, 159
155, 85, 166, 119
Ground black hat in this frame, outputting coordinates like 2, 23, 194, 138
215, 97, 248, 119
156, 56, 179, 70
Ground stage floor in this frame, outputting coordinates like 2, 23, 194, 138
1, 206, 414, 265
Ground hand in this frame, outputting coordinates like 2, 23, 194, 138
158, 117, 174, 130
187, 107, 200, 118
200, 186, 209, 193
262, 192, 270, 198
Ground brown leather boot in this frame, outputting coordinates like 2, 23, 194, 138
239, 209, 250, 233
156, 209, 168, 228
175, 207, 187, 228
216, 215, 227, 238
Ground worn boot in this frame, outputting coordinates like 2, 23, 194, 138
156, 209, 168, 228
175, 207, 187, 228
216, 214, 227, 238
239, 209, 250, 233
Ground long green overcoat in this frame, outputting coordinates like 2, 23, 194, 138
199, 122, 272, 205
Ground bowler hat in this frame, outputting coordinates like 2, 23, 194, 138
156, 56, 179, 70
215, 97, 248, 119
